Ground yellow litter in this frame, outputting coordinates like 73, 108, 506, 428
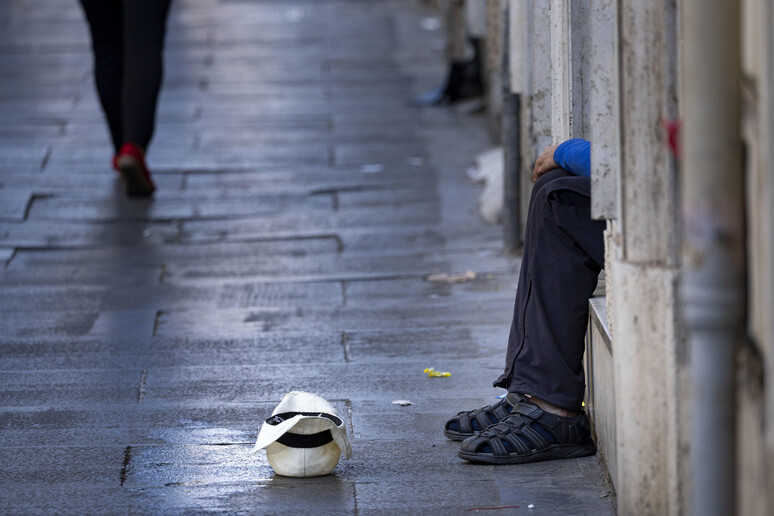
424, 367, 451, 378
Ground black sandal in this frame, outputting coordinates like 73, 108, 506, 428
444, 392, 526, 441
457, 402, 596, 465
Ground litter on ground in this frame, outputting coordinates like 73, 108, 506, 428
426, 270, 476, 283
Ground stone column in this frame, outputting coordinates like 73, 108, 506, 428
609, 1, 683, 514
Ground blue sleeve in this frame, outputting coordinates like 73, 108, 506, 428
553, 138, 591, 177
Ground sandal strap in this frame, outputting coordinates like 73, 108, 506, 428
446, 393, 527, 436
501, 432, 531, 455
457, 412, 474, 432
512, 402, 543, 420
491, 404, 510, 421
519, 423, 550, 450
487, 434, 510, 456
455, 395, 519, 433
478, 402, 551, 454
473, 410, 495, 432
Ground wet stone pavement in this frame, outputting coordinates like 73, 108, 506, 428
0, 0, 614, 514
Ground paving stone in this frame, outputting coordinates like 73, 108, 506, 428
0, 400, 349, 447
354, 474, 614, 515
0, 486, 134, 516
0, 332, 346, 371
1, 310, 102, 339
1, 262, 164, 287
9, 237, 339, 267
0, 125, 64, 139
152, 301, 515, 337
0, 171, 185, 193
333, 143, 427, 166
133, 360, 506, 406
0, 281, 343, 314
121, 438, 592, 489
0, 368, 140, 406
0, 143, 49, 166
157, 249, 511, 285
0, 446, 124, 485
182, 167, 433, 192
177, 208, 441, 243
48, 144, 332, 170
0, 189, 32, 220
26, 191, 333, 221
0, 219, 181, 248
0, 247, 14, 264
343, 325, 509, 363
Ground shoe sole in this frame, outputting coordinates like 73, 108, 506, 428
116, 155, 155, 197
458, 442, 596, 465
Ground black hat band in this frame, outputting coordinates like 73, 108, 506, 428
266, 412, 342, 449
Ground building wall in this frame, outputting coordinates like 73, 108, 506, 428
504, 0, 773, 513
739, 0, 773, 514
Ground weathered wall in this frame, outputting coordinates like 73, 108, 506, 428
508, 0, 551, 237
610, 260, 681, 515
618, 0, 680, 266
586, 0, 620, 221
609, 2, 684, 513
485, 0, 504, 141
739, 0, 773, 514
766, 0, 774, 507
501, 0, 774, 512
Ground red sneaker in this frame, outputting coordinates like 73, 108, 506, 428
115, 142, 156, 197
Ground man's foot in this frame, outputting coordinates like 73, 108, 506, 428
457, 401, 596, 465
529, 396, 579, 418
444, 393, 526, 441
115, 142, 156, 197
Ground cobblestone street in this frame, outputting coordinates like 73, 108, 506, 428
0, 0, 614, 513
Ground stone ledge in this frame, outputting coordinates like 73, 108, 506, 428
585, 296, 617, 493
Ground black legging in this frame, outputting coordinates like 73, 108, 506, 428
78, 0, 172, 154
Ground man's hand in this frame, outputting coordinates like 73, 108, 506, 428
532, 144, 560, 182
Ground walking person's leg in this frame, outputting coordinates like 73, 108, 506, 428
121, 0, 172, 150
113, 0, 172, 196
78, 0, 124, 154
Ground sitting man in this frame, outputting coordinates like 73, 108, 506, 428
445, 138, 606, 464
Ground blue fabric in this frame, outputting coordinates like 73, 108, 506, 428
553, 138, 591, 177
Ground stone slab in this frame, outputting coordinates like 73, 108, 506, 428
26, 192, 334, 221
152, 302, 514, 336
0, 189, 32, 220
0, 333, 346, 371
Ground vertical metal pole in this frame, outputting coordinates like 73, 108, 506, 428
681, 1, 743, 515
501, 1, 521, 252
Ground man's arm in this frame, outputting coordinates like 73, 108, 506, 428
532, 138, 591, 182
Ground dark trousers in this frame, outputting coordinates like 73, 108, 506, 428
494, 169, 606, 411
79, 0, 172, 153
